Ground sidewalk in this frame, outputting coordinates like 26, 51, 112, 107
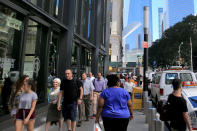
35, 110, 148, 131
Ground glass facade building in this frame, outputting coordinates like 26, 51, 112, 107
0, 0, 110, 122
165, 0, 195, 29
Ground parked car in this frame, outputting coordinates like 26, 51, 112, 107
150, 70, 197, 105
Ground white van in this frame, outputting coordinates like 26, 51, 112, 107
151, 70, 197, 105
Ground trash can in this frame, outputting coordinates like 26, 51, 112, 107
132, 87, 143, 110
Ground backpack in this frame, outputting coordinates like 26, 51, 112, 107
157, 100, 172, 121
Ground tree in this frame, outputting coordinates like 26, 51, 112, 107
149, 15, 197, 71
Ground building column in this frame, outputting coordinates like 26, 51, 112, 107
104, 0, 111, 76
92, 0, 102, 76
59, 0, 75, 78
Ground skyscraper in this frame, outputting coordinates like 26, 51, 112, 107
110, 0, 123, 62
158, 8, 163, 38
164, 0, 195, 29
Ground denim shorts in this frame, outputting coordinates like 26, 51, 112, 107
62, 101, 77, 122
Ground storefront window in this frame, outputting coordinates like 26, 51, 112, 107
71, 43, 79, 66
24, 19, 48, 103
0, 5, 24, 116
81, 47, 92, 73
48, 32, 59, 76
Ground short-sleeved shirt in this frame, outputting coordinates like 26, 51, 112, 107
48, 87, 60, 103
82, 79, 95, 95
168, 94, 188, 130
124, 82, 135, 93
93, 78, 106, 92
60, 78, 83, 104
100, 87, 131, 118
18, 92, 38, 109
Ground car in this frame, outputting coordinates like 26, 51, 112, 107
150, 69, 197, 105
182, 84, 197, 130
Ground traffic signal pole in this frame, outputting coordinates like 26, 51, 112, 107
143, 6, 149, 92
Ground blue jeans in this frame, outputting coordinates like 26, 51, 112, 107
62, 101, 77, 122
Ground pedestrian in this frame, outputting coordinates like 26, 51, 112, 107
15, 79, 38, 131
95, 74, 134, 131
57, 69, 83, 131
8, 75, 29, 127
117, 74, 125, 88
92, 73, 106, 118
45, 78, 63, 131
124, 77, 135, 98
77, 73, 94, 127
88, 72, 95, 82
168, 78, 192, 131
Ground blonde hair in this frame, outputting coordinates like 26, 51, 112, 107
53, 78, 61, 85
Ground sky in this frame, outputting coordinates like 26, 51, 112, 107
123, 0, 152, 50
123, 0, 197, 50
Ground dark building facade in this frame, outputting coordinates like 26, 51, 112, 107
0, 0, 110, 119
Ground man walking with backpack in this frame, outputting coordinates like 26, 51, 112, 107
57, 69, 83, 131
168, 78, 192, 131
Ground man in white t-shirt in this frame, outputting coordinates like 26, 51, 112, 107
88, 72, 95, 82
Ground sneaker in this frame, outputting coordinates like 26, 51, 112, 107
77, 121, 82, 127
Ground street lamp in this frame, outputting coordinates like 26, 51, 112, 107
178, 42, 183, 66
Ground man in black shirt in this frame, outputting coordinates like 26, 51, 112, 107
57, 69, 83, 131
168, 78, 192, 131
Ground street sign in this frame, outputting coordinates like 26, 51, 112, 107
142, 41, 148, 48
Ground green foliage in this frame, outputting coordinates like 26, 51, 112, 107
149, 15, 197, 69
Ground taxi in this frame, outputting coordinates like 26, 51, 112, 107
182, 83, 197, 130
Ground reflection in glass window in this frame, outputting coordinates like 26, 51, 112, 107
165, 73, 178, 84
48, 32, 59, 76
180, 73, 193, 81
71, 43, 79, 66
24, 19, 48, 103
44, 0, 59, 17
0, 5, 24, 116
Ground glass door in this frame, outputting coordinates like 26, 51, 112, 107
47, 32, 59, 88
23, 19, 48, 103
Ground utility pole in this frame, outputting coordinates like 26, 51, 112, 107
178, 42, 183, 66
143, 6, 149, 92
190, 37, 193, 71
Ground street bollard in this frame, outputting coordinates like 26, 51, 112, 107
143, 91, 149, 108
155, 120, 164, 131
145, 101, 152, 123
148, 108, 156, 131
144, 100, 148, 115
